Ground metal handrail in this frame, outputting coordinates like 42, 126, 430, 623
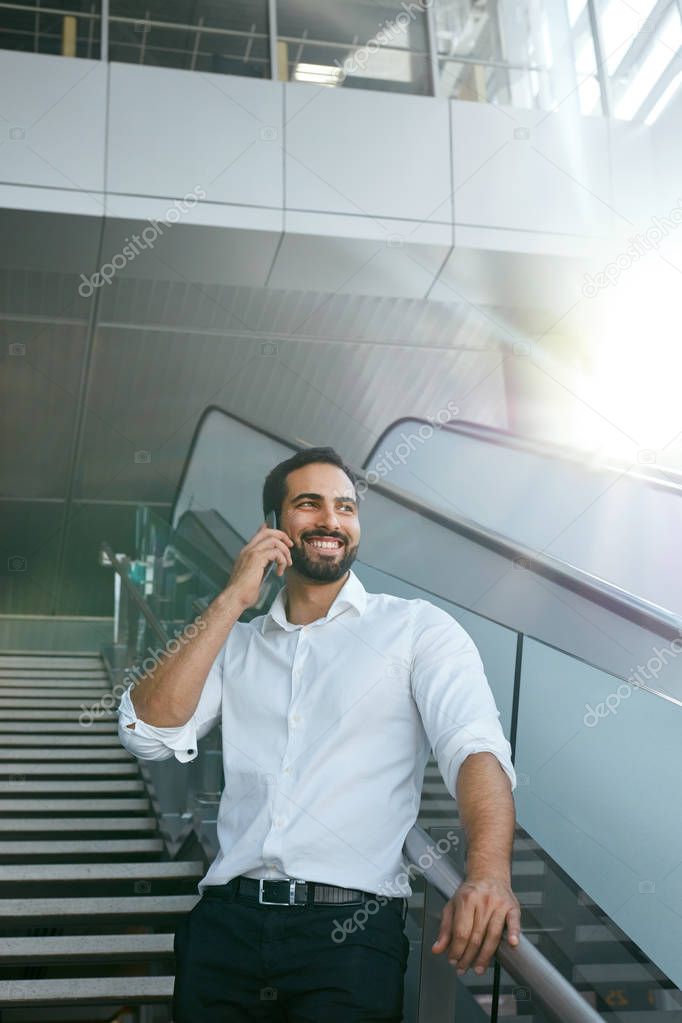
404, 825, 603, 1023
100, 541, 168, 645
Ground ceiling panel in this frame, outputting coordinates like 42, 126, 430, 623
98, 219, 282, 292
74, 318, 506, 501
75, 326, 256, 502
0, 207, 101, 278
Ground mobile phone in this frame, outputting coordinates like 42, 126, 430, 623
261, 509, 279, 584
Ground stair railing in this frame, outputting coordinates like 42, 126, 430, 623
405, 825, 603, 1023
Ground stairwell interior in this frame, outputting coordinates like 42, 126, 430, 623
0, 650, 202, 1021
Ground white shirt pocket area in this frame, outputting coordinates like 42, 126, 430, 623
116, 638, 227, 764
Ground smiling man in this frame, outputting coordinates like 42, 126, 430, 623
118, 446, 520, 1022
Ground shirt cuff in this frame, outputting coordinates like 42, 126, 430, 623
118, 687, 199, 763
438, 730, 517, 796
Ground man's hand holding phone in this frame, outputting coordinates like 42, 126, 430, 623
227, 513, 294, 612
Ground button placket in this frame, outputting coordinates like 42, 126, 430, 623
287, 628, 305, 736
265, 629, 304, 854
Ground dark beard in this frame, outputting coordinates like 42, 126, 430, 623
290, 540, 359, 583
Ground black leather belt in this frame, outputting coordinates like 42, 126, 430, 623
234, 875, 372, 907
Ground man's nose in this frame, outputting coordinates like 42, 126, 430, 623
316, 506, 342, 533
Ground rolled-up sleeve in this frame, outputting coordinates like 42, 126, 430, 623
118, 638, 227, 764
410, 600, 516, 797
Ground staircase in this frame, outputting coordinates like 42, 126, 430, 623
0, 652, 202, 1021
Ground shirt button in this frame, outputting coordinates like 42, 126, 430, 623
283, 767, 291, 775
274, 817, 285, 828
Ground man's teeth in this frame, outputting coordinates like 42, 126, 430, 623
307, 539, 342, 549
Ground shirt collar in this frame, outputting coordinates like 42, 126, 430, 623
263, 568, 367, 633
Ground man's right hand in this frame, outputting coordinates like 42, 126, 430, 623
227, 522, 294, 610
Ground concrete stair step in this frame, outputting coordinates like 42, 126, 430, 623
0, 798, 149, 813
418, 800, 459, 811
0, 861, 203, 883
0, 710, 114, 721
418, 817, 458, 828
0, 657, 103, 669
0, 839, 164, 858
0, 932, 174, 964
0, 664, 107, 672
0, 976, 174, 1007
0, 894, 198, 923
510, 860, 545, 876
0, 816, 157, 833
576, 924, 631, 943
1, 735, 121, 747
0, 780, 144, 793
0, 671, 108, 681
0, 748, 132, 761
0, 723, 117, 734
0, 691, 110, 707
0, 699, 99, 709
0, 682, 108, 692
0, 762, 137, 776
573, 962, 667, 983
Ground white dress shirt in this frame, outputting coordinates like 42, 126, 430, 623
118, 569, 516, 896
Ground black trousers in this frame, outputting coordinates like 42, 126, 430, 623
173, 880, 410, 1022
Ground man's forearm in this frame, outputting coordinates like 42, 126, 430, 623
130, 585, 246, 728
456, 751, 515, 882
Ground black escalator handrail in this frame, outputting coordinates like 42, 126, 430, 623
171, 406, 682, 641
403, 825, 603, 1023
100, 542, 169, 645
365, 415, 682, 494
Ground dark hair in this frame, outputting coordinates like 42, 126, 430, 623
262, 447, 359, 526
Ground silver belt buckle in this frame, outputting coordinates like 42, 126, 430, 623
258, 877, 306, 905
258, 879, 281, 905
